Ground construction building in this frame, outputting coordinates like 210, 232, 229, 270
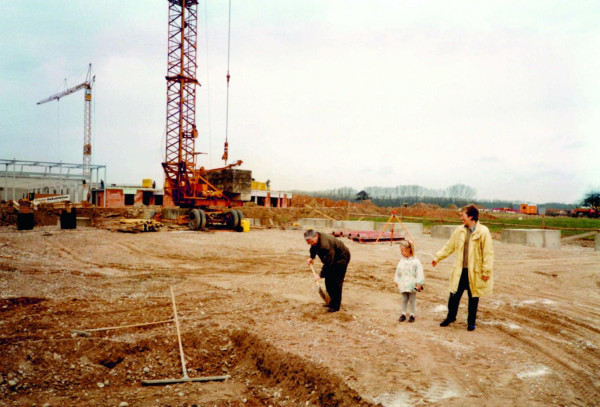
92, 179, 165, 208
1, 159, 106, 205
250, 180, 292, 208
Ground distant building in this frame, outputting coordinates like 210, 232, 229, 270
490, 207, 520, 214
92, 184, 164, 208
93, 179, 292, 209
249, 180, 292, 207
1, 158, 105, 204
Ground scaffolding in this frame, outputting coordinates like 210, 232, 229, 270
0, 159, 107, 205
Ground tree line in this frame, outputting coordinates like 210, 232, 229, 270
292, 184, 577, 211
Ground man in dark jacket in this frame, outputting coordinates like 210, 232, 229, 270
305, 229, 351, 312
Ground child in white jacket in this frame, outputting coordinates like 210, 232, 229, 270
394, 240, 424, 322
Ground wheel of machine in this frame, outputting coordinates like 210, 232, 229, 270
188, 209, 201, 230
198, 209, 207, 230
225, 209, 239, 229
234, 209, 244, 232
235, 209, 244, 222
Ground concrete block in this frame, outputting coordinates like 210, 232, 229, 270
543, 230, 562, 249
595, 234, 600, 252
431, 225, 457, 239
297, 218, 333, 228
375, 222, 423, 237
76, 217, 92, 228
244, 218, 261, 226
206, 169, 252, 196
331, 220, 375, 231
502, 229, 561, 249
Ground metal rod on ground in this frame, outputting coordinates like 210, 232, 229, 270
141, 286, 231, 386
72, 318, 174, 337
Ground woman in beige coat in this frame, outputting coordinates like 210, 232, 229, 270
432, 205, 494, 331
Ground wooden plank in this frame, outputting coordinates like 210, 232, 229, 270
561, 231, 599, 242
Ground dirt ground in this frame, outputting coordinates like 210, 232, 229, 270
1, 217, 599, 406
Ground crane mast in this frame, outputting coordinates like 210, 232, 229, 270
37, 64, 95, 177
162, 0, 251, 231
162, 0, 245, 208
162, 0, 200, 205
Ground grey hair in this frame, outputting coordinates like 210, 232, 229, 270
304, 229, 318, 239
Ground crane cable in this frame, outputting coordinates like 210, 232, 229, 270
204, 0, 213, 168
222, 0, 232, 165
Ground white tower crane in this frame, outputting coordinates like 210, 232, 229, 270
37, 63, 95, 177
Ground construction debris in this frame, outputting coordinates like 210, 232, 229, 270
118, 218, 163, 233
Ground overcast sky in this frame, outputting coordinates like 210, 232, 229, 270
1, 1, 598, 204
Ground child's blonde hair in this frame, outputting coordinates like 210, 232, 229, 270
399, 239, 415, 255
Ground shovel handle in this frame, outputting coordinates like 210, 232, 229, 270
309, 265, 323, 286
309, 264, 320, 280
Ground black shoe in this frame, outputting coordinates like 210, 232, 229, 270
440, 318, 455, 327
408, 315, 415, 323
398, 314, 406, 322
326, 307, 339, 313
467, 324, 475, 331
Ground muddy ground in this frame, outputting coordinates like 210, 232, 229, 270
0, 218, 599, 406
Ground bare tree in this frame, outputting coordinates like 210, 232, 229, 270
446, 184, 476, 201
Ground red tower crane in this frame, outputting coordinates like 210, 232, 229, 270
162, 0, 250, 230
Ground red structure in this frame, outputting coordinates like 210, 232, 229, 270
162, 0, 246, 212
160, 0, 251, 231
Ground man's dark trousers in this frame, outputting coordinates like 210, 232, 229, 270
446, 267, 479, 325
325, 263, 348, 311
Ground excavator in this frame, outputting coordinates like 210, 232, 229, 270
162, 0, 251, 231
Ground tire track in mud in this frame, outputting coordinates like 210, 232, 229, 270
499, 329, 600, 406
24, 236, 126, 273
368, 334, 472, 406
486, 251, 600, 402
479, 297, 600, 405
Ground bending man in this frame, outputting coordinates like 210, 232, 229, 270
305, 229, 351, 313
432, 204, 494, 331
